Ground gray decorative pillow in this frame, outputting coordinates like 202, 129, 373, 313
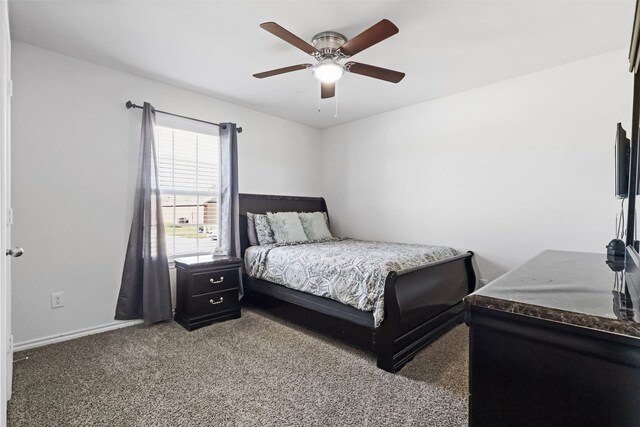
299, 212, 333, 240
267, 211, 308, 243
254, 214, 275, 245
246, 212, 259, 246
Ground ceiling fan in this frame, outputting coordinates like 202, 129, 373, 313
253, 19, 405, 99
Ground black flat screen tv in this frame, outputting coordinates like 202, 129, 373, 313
616, 123, 631, 198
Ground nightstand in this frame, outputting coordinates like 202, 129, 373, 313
174, 255, 242, 331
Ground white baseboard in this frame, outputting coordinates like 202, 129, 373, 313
13, 319, 144, 352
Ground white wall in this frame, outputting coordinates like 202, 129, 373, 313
11, 41, 632, 346
321, 50, 632, 282
11, 42, 322, 345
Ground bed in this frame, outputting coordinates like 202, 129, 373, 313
239, 193, 476, 373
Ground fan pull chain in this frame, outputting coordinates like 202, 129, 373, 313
334, 83, 338, 119
318, 82, 321, 112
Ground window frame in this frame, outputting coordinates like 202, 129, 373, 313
155, 115, 220, 260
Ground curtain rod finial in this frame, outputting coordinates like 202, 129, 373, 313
125, 101, 133, 109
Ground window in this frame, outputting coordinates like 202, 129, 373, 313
155, 123, 220, 258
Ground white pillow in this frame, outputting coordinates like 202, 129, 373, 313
299, 212, 333, 240
266, 212, 308, 243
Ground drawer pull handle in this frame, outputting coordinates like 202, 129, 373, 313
209, 297, 224, 305
209, 277, 224, 284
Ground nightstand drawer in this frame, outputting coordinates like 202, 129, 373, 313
191, 268, 240, 295
189, 289, 239, 318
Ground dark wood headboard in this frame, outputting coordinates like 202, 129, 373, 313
238, 193, 328, 256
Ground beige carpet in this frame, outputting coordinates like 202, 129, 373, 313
8, 307, 469, 426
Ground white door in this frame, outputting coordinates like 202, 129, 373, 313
1, 1, 13, 424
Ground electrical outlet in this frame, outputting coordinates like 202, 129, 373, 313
51, 292, 64, 309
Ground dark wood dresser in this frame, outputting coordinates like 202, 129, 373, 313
174, 255, 242, 331
465, 250, 640, 427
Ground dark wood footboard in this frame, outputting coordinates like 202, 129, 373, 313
375, 252, 476, 372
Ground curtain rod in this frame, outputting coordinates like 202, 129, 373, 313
125, 101, 243, 133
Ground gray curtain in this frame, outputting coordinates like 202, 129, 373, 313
115, 102, 173, 324
219, 123, 242, 297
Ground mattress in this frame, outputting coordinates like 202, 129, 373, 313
244, 239, 460, 327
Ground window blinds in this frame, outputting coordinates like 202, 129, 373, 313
156, 126, 220, 257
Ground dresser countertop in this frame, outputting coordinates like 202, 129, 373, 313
464, 250, 640, 339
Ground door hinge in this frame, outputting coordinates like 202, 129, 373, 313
7, 79, 12, 97
8, 335, 13, 353
7, 208, 13, 225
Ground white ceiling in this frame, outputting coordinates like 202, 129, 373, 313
8, 0, 636, 129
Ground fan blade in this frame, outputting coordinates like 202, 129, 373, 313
253, 64, 312, 79
345, 62, 405, 83
260, 22, 319, 56
321, 82, 335, 99
339, 19, 399, 57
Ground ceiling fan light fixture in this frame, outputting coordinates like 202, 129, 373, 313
254, 20, 404, 101
313, 59, 344, 83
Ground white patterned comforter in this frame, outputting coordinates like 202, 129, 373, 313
245, 239, 460, 327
